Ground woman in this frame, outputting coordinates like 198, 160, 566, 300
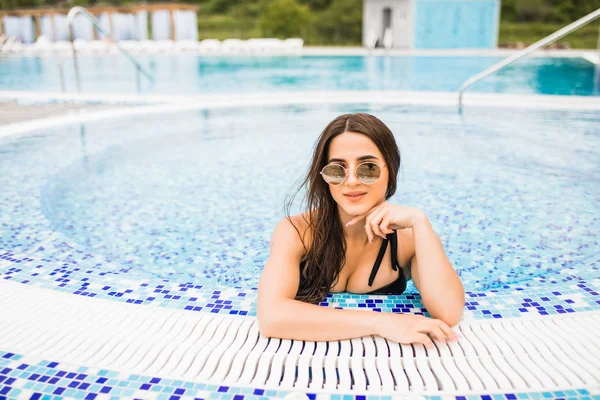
257, 113, 465, 348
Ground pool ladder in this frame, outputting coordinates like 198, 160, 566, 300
66, 6, 155, 93
458, 7, 600, 110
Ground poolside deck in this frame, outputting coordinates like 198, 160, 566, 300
1, 279, 599, 397
0, 102, 126, 126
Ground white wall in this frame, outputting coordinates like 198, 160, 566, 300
363, 0, 414, 49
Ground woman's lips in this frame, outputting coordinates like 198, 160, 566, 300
344, 193, 366, 202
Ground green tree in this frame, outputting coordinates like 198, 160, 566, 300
201, 0, 244, 14
513, 0, 554, 22
230, 0, 267, 19
314, 0, 362, 45
548, 0, 600, 22
298, 0, 332, 11
259, 0, 312, 38
500, 0, 517, 21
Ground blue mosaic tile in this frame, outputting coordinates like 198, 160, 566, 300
1, 102, 599, 400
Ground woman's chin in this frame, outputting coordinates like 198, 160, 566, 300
340, 202, 371, 217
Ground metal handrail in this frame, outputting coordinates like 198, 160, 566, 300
67, 6, 154, 93
458, 8, 600, 109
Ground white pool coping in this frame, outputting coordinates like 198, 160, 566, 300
1, 91, 599, 140
304, 48, 599, 60
2, 280, 598, 396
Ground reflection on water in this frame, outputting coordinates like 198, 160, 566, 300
0, 55, 597, 96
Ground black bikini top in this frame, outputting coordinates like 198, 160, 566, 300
299, 230, 407, 295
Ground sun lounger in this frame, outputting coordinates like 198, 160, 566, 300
174, 40, 198, 52
222, 38, 247, 54
51, 40, 73, 55
247, 38, 284, 54
198, 39, 221, 53
283, 38, 303, 53
138, 39, 157, 54
155, 39, 175, 53
89, 40, 110, 54
21, 35, 52, 55
1, 36, 24, 54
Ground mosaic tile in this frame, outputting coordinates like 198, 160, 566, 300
1, 105, 599, 400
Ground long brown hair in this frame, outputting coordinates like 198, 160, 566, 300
285, 113, 401, 304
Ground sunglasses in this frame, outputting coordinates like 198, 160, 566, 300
320, 162, 386, 185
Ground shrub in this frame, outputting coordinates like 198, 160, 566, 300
258, 0, 312, 39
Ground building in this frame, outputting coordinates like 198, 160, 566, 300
363, 0, 501, 49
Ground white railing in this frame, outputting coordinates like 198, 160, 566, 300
458, 8, 600, 109
67, 6, 154, 93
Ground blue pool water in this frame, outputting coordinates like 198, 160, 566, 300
0, 103, 598, 293
0, 55, 598, 96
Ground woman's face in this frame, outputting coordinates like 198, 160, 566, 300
326, 131, 389, 217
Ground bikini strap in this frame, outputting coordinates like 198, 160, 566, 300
390, 230, 399, 272
368, 233, 391, 287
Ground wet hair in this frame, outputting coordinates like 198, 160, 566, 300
284, 112, 401, 304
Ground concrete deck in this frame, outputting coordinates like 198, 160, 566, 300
0, 102, 126, 126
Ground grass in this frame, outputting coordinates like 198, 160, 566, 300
499, 21, 599, 49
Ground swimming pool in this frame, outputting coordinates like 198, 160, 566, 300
5, 103, 597, 290
0, 96, 599, 399
0, 55, 598, 96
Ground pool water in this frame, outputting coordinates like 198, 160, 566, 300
0, 55, 598, 96
0, 103, 598, 293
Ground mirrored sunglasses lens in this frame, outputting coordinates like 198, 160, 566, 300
322, 165, 346, 184
357, 163, 381, 184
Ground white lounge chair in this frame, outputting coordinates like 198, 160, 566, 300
51, 40, 73, 55
247, 38, 284, 54
138, 39, 157, 54
198, 39, 221, 53
174, 39, 198, 52
89, 40, 110, 54
73, 38, 91, 53
117, 40, 138, 51
383, 28, 393, 50
155, 39, 174, 53
366, 30, 378, 49
222, 38, 247, 54
1, 36, 25, 54
23, 35, 52, 55
283, 38, 303, 53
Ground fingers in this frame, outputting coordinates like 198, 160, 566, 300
435, 319, 459, 341
417, 319, 458, 344
429, 325, 447, 344
346, 203, 381, 227
380, 213, 394, 235
365, 206, 389, 241
414, 333, 434, 349
345, 214, 365, 227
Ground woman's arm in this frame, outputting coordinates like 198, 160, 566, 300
347, 203, 465, 328
410, 214, 465, 326
257, 217, 458, 346
257, 217, 381, 341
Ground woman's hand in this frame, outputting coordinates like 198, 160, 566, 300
376, 313, 460, 348
345, 202, 426, 243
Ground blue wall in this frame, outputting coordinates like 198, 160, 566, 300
414, 0, 499, 49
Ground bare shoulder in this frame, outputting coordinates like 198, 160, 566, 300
258, 213, 313, 322
271, 213, 312, 251
271, 212, 313, 257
